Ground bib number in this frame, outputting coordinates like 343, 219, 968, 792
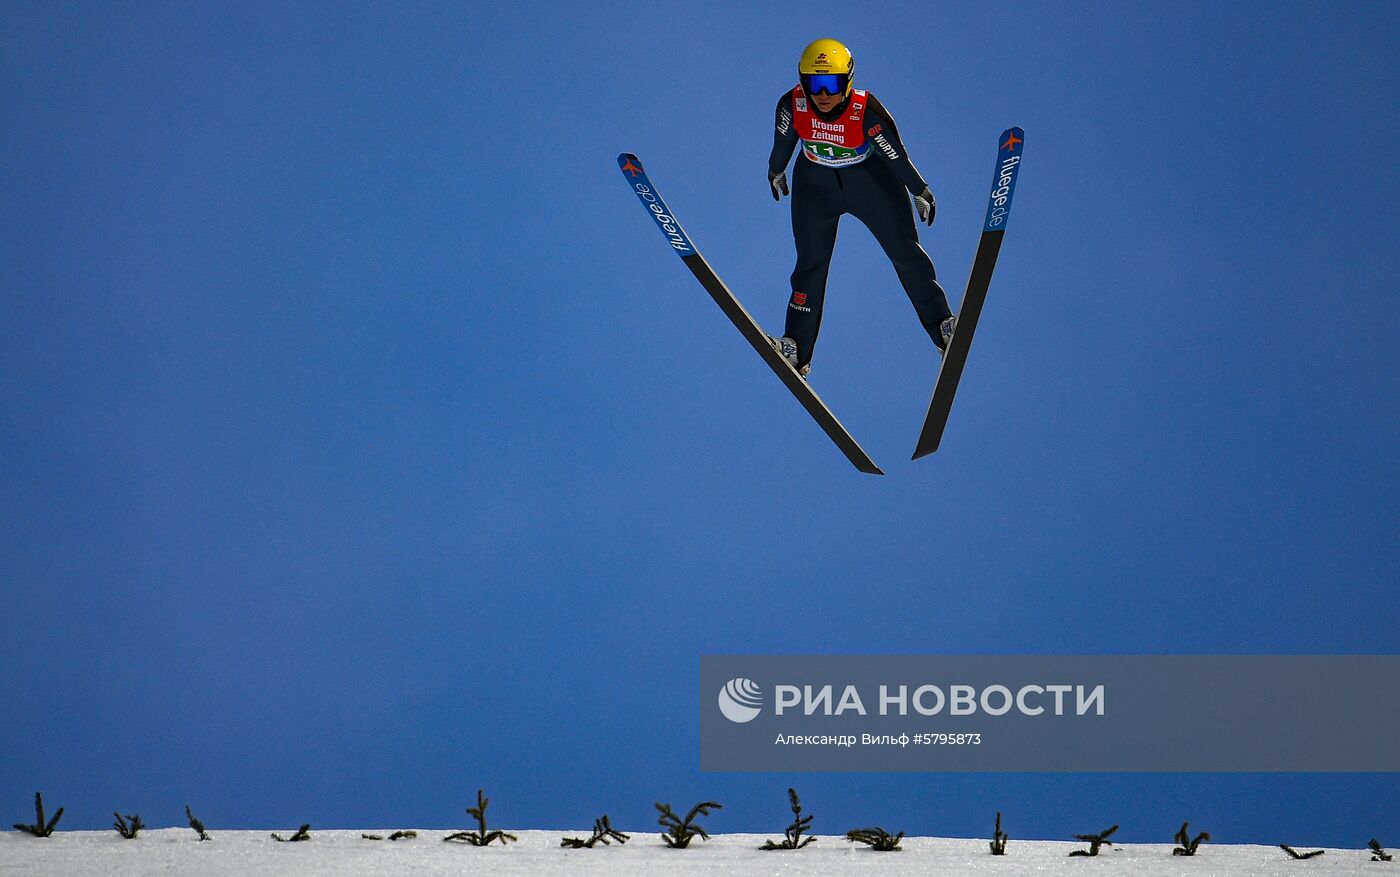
802, 141, 868, 167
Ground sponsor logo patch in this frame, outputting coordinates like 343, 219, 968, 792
874, 132, 899, 161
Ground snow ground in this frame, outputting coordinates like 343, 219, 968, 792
0, 829, 1383, 876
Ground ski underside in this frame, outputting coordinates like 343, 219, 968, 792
912, 126, 1025, 459
618, 152, 883, 475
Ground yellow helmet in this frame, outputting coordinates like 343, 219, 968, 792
798, 38, 854, 98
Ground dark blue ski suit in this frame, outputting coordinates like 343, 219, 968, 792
769, 88, 952, 368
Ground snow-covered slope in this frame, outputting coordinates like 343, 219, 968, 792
0, 829, 1380, 876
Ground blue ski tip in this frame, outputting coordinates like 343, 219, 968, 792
617, 153, 697, 258
984, 127, 1025, 232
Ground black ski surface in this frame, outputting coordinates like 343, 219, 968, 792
913, 127, 1025, 459
618, 153, 882, 475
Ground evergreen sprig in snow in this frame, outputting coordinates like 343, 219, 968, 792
760, 788, 816, 850
444, 789, 517, 846
1069, 824, 1118, 856
185, 805, 210, 841
1172, 821, 1209, 856
989, 811, 1008, 855
560, 814, 630, 848
12, 792, 63, 837
846, 826, 904, 851
655, 800, 721, 848
113, 812, 144, 839
271, 824, 311, 842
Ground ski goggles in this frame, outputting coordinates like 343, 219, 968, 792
801, 73, 849, 96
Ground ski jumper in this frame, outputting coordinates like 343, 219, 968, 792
769, 85, 952, 367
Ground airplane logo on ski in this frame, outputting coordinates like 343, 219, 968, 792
621, 157, 644, 177
1000, 131, 1023, 153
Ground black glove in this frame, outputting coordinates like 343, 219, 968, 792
769, 170, 789, 201
914, 187, 936, 226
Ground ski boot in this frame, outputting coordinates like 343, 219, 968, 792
767, 335, 810, 377
937, 315, 957, 357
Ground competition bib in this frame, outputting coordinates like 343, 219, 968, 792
793, 86, 871, 168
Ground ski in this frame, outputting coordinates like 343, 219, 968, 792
912, 127, 1026, 459
618, 153, 883, 475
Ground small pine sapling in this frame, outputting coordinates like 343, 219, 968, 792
989, 811, 1008, 855
655, 800, 721, 848
1172, 821, 1209, 856
1371, 838, 1394, 862
846, 827, 904, 851
186, 805, 210, 841
1069, 824, 1119, 856
363, 830, 417, 841
13, 792, 63, 837
1280, 844, 1325, 859
560, 815, 630, 848
113, 812, 144, 839
761, 788, 816, 850
271, 825, 311, 842
444, 789, 517, 845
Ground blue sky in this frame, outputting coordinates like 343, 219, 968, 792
3, 0, 1397, 848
